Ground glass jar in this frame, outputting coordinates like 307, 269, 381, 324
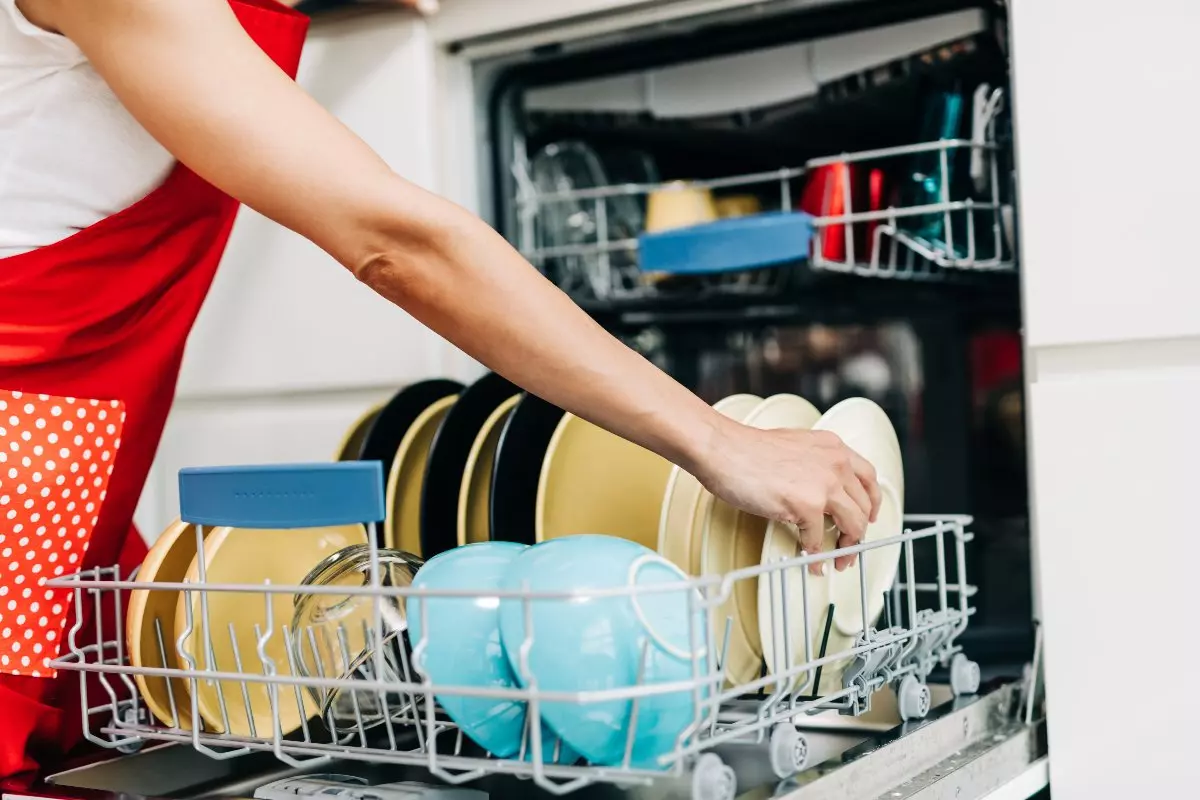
291, 544, 423, 734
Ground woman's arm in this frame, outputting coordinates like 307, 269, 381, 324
30, 0, 879, 566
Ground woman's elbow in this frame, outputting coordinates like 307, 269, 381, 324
344, 190, 460, 305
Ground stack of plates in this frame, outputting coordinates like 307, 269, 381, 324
329, 373, 675, 559
127, 379, 905, 732
655, 393, 905, 694
331, 379, 904, 695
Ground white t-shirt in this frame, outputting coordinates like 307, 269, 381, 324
0, 0, 173, 258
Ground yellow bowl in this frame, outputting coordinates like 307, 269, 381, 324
645, 181, 719, 233
714, 194, 763, 219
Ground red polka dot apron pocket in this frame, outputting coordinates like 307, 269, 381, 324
0, 391, 125, 677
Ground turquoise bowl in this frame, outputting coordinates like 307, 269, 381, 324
497, 535, 709, 769
406, 541, 575, 763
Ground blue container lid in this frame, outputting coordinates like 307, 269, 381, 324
178, 462, 385, 528
638, 211, 814, 276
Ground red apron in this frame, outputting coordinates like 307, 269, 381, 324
0, 0, 308, 776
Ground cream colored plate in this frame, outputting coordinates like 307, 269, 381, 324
809, 398, 905, 692
127, 519, 207, 729
759, 518, 838, 693
657, 394, 763, 575
175, 524, 367, 736
457, 394, 520, 546
536, 414, 673, 548
385, 394, 458, 555
333, 402, 385, 461
690, 394, 821, 691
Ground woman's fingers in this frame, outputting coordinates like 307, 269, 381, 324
826, 489, 867, 571
840, 462, 874, 527
796, 507, 829, 576
848, 450, 882, 523
834, 531, 859, 572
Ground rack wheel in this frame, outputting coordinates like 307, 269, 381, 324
115, 708, 144, 754
768, 723, 809, 778
897, 675, 932, 721
950, 654, 981, 697
692, 753, 736, 800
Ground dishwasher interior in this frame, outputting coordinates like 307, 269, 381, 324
482, 0, 1032, 675
3, 3, 1047, 800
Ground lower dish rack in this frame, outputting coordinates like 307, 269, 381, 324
46, 464, 984, 800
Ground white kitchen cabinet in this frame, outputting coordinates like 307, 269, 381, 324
1027, 367, 1200, 798
1011, 0, 1200, 348
177, 13, 454, 399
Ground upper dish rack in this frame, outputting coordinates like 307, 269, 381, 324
47, 463, 981, 800
512, 90, 1014, 304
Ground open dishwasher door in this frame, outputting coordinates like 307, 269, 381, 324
3, 680, 1044, 800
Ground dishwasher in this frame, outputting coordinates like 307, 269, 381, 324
2, 2, 1048, 800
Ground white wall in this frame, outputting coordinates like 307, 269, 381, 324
1011, 0, 1200, 796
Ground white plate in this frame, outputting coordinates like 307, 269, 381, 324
810, 398, 905, 693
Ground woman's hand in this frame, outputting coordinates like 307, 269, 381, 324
690, 421, 882, 574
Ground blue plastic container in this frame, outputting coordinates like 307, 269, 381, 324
637, 211, 814, 275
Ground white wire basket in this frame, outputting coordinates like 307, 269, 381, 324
512, 92, 1013, 303
46, 465, 980, 800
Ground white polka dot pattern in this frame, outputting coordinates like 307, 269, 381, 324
0, 391, 126, 677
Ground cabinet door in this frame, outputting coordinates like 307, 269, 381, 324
134, 393, 392, 541
1011, 0, 1200, 347
177, 15, 449, 398
1028, 367, 1200, 797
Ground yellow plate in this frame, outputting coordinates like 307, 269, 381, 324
457, 394, 520, 546
127, 519, 208, 729
657, 394, 763, 575
536, 414, 673, 548
697, 493, 766, 688
333, 402, 385, 461
385, 395, 458, 554
175, 524, 367, 736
